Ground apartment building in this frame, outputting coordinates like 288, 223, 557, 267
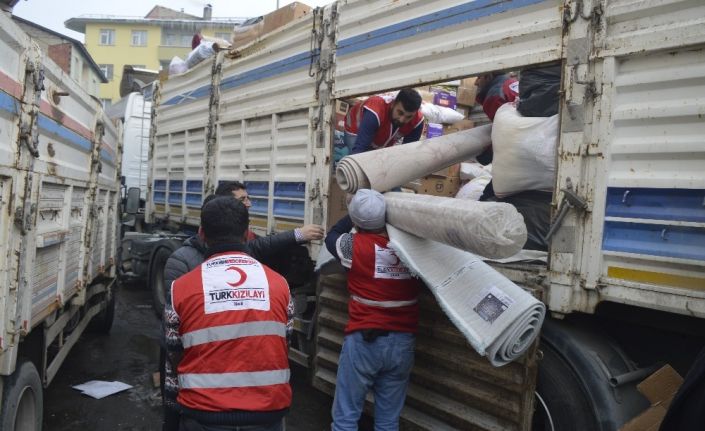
66, 5, 244, 106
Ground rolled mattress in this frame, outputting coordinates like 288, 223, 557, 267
336, 124, 492, 193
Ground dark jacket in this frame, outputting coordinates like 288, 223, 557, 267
164, 230, 299, 289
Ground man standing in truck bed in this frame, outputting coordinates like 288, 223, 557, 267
325, 189, 423, 430
343, 88, 424, 157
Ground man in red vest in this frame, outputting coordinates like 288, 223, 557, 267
166, 196, 292, 431
343, 88, 424, 158
324, 189, 423, 431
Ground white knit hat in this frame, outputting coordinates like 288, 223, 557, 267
348, 189, 386, 230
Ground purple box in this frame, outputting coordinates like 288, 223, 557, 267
426, 122, 443, 139
432, 91, 457, 110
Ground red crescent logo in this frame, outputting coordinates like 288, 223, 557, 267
225, 266, 247, 287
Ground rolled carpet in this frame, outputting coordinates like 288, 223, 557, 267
384, 192, 527, 259
387, 225, 546, 367
336, 124, 492, 193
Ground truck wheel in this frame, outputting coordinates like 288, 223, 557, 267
88, 286, 116, 334
0, 360, 43, 431
532, 344, 599, 431
150, 246, 173, 318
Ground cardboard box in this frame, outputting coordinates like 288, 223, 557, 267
431, 163, 460, 178
327, 180, 349, 229
232, 20, 264, 48
232, 2, 311, 47
619, 365, 684, 431
461, 77, 477, 88
262, 2, 312, 34
335, 100, 351, 132
457, 85, 477, 106
417, 89, 435, 104
414, 175, 460, 197
443, 119, 474, 135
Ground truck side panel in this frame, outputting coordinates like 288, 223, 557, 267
548, 0, 705, 318
0, 11, 120, 375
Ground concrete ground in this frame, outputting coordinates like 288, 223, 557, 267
42, 281, 333, 431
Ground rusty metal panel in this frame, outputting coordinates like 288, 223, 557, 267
313, 269, 539, 430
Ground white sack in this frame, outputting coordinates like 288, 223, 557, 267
459, 161, 491, 180
336, 124, 492, 193
420, 102, 465, 124
491, 104, 558, 197
384, 192, 526, 259
456, 176, 491, 201
186, 41, 216, 69
387, 225, 545, 367
168, 56, 187, 76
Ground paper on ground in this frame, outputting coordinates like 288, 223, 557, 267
72, 380, 133, 399
387, 225, 545, 367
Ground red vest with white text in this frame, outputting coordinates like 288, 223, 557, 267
345, 95, 424, 149
346, 233, 422, 334
172, 252, 292, 412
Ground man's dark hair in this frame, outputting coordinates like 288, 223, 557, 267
395, 88, 422, 112
200, 196, 248, 245
215, 181, 247, 197
201, 193, 217, 209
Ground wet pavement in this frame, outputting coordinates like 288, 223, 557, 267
43, 281, 333, 431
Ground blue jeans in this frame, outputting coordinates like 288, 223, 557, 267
332, 331, 415, 431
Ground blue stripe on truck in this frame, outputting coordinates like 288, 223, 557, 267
337, 0, 546, 56
606, 187, 705, 223
162, 50, 319, 107
161, 1, 543, 106
602, 221, 705, 262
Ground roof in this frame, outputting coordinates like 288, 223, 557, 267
11, 15, 108, 83
65, 4, 247, 34
145, 5, 200, 20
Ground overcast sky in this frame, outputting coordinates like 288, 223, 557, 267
12, 0, 333, 42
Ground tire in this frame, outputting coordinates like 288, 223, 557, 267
88, 286, 116, 334
532, 344, 600, 431
150, 246, 174, 318
0, 360, 43, 431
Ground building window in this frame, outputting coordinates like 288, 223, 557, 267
99, 29, 115, 45
131, 30, 148, 46
100, 98, 112, 109
161, 30, 192, 47
99, 64, 113, 81
159, 60, 170, 71
215, 32, 231, 41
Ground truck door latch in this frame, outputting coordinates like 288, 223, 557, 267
543, 182, 589, 243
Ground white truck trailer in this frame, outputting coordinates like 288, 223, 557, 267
123, 1, 705, 429
0, 8, 121, 430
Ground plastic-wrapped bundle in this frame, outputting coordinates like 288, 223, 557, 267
336, 124, 492, 193
387, 225, 545, 367
186, 41, 216, 69
383, 192, 526, 259
420, 102, 465, 124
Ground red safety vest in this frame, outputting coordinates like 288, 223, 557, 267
172, 251, 292, 412
346, 233, 422, 334
345, 95, 424, 149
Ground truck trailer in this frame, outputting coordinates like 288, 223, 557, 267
0, 8, 122, 431
122, 1, 705, 429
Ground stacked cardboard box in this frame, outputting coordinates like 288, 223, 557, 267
232, 2, 312, 48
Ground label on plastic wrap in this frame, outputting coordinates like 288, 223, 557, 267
473, 286, 515, 324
